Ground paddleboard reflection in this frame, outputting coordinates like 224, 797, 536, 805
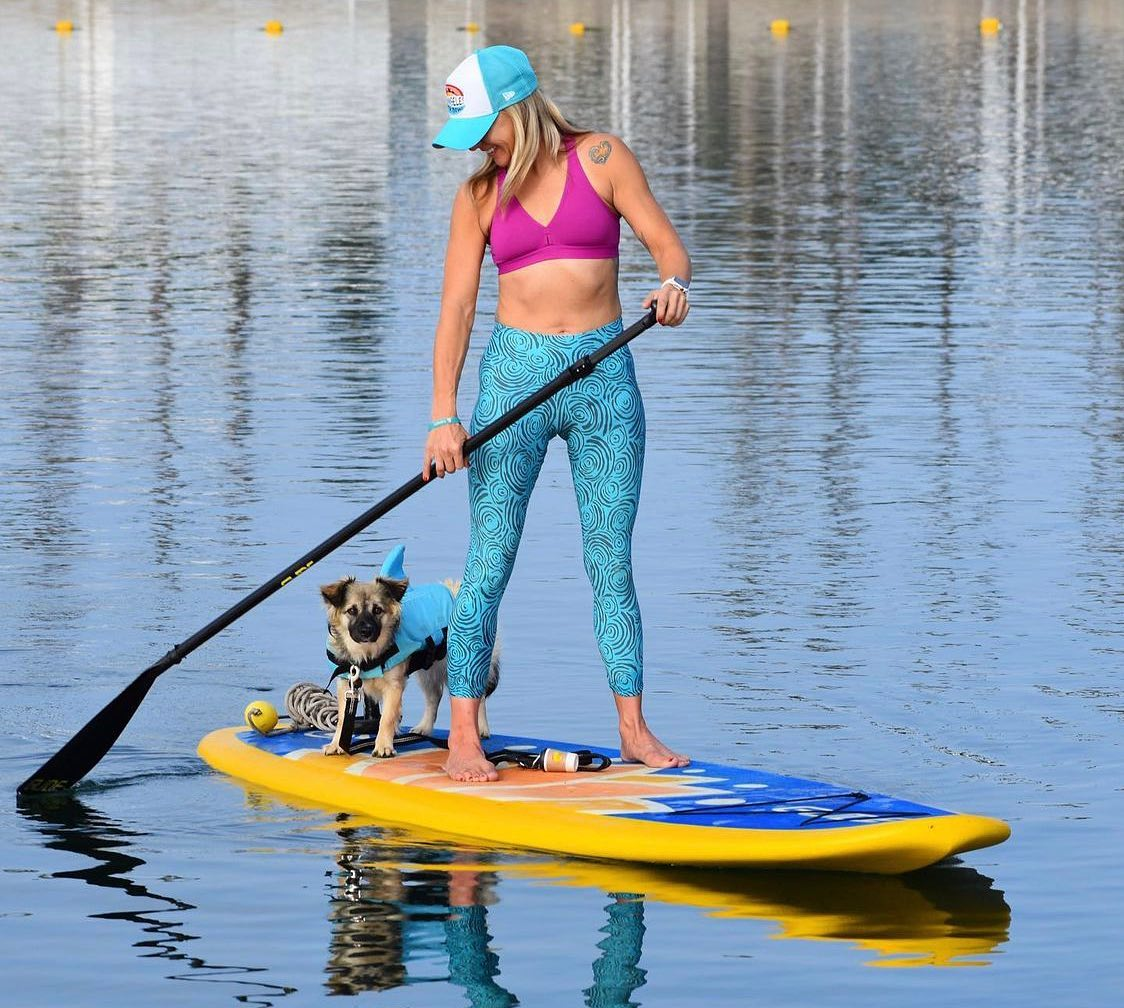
317, 807, 1011, 999
17, 786, 1010, 1008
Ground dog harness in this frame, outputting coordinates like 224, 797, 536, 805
489, 137, 620, 275
326, 546, 454, 681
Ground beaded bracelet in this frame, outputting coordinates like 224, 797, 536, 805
428, 416, 462, 431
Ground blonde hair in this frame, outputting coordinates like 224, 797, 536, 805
468, 91, 586, 209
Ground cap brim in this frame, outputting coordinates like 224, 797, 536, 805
432, 111, 498, 150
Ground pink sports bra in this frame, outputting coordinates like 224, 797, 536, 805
490, 138, 620, 275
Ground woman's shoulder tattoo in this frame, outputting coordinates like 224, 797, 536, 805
589, 139, 612, 164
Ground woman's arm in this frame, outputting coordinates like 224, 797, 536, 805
424, 181, 488, 480
593, 135, 691, 326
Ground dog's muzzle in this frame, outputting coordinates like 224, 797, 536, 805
349, 615, 383, 643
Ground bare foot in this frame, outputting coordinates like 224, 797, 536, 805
619, 724, 690, 768
444, 736, 500, 783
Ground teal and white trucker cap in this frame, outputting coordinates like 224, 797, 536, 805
432, 46, 539, 150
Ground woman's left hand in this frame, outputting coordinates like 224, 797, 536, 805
643, 285, 690, 327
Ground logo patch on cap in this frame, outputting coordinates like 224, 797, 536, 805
445, 84, 465, 115
502, 89, 517, 101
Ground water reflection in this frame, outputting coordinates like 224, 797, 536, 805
322, 817, 1011, 998
329, 825, 652, 1005
529, 860, 1013, 971
17, 790, 1009, 1007
327, 853, 624, 1004
16, 794, 297, 1006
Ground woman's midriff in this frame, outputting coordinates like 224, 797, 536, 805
495, 257, 621, 335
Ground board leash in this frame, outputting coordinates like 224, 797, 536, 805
352, 731, 613, 773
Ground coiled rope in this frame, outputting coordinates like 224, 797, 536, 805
284, 681, 340, 732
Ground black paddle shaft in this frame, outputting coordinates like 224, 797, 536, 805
17, 308, 658, 795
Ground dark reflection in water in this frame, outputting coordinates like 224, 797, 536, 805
16, 795, 297, 1007
327, 824, 644, 1006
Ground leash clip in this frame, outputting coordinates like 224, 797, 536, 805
343, 665, 363, 706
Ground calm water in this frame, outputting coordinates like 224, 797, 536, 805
3, 0, 1123, 1004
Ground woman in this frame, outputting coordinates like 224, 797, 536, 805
424, 46, 691, 782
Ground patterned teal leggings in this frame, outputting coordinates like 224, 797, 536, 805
446, 318, 645, 699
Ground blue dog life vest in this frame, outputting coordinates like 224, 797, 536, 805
326, 546, 454, 680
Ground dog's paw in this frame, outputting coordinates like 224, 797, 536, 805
409, 721, 434, 737
322, 743, 349, 757
373, 734, 397, 758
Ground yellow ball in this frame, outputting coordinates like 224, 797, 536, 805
244, 700, 279, 734
55, 20, 74, 33
464, 22, 481, 34
980, 17, 1002, 35
569, 22, 586, 36
770, 19, 791, 37
264, 20, 284, 35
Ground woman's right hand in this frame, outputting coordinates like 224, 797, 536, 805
422, 422, 468, 480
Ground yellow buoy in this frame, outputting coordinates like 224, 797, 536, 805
244, 700, 279, 734
463, 22, 481, 34
770, 19, 790, 37
980, 17, 1002, 35
264, 20, 284, 35
54, 19, 74, 33
569, 22, 586, 36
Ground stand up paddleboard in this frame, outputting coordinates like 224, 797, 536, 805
198, 725, 1009, 874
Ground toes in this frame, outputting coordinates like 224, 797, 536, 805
621, 745, 690, 769
443, 760, 498, 783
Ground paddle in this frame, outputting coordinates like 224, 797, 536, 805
17, 308, 658, 795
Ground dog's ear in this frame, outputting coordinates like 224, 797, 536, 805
320, 577, 355, 609
376, 576, 409, 602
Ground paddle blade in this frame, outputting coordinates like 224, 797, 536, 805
17, 667, 162, 795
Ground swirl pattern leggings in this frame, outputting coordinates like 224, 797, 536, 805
446, 318, 645, 699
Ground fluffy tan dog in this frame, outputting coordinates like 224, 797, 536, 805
319, 574, 499, 757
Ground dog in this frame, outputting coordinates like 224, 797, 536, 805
319, 571, 499, 758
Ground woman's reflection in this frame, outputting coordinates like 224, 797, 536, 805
327, 827, 651, 1005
